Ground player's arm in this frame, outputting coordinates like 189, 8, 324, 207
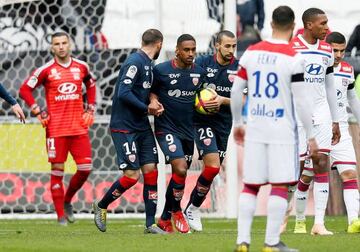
0, 83, 25, 123
82, 70, 96, 127
347, 83, 360, 123
230, 65, 248, 145
19, 69, 49, 127
116, 63, 148, 114
325, 65, 341, 144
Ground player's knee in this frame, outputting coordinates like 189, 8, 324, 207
203, 153, 221, 168
340, 169, 357, 181
124, 169, 141, 181
300, 174, 313, 184
174, 168, 187, 178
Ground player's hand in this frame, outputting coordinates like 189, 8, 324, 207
203, 95, 223, 112
331, 122, 341, 145
31, 104, 50, 128
11, 104, 26, 124
148, 100, 164, 117
81, 104, 95, 128
307, 137, 319, 159
233, 126, 245, 146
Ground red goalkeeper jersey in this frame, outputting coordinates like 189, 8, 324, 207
20, 57, 96, 137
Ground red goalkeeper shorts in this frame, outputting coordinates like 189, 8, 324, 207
46, 134, 92, 165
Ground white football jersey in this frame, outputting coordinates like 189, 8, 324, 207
291, 35, 334, 125
334, 61, 355, 123
237, 38, 305, 144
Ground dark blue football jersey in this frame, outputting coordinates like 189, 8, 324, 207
152, 60, 206, 140
194, 54, 239, 135
110, 50, 153, 132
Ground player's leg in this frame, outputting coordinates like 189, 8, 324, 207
281, 126, 306, 233
64, 134, 92, 223
138, 130, 166, 234
93, 132, 140, 232
156, 132, 191, 233
332, 127, 360, 232
293, 159, 314, 234
235, 141, 266, 251
264, 143, 299, 252
310, 124, 332, 235
47, 136, 68, 225
185, 126, 221, 231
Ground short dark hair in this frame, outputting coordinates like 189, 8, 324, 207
326, 32, 346, 44
216, 30, 236, 43
272, 6, 295, 30
142, 29, 163, 46
51, 32, 69, 41
177, 34, 196, 46
302, 8, 325, 26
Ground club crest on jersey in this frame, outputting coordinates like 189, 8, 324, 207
143, 81, 151, 89
169, 144, 177, 152
192, 77, 199, 85
128, 154, 136, 163
126, 65, 137, 79
203, 138, 211, 146
49, 68, 61, 80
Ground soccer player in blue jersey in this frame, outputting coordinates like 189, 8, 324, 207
0, 83, 25, 123
184, 30, 238, 232
93, 29, 166, 234
151, 34, 206, 233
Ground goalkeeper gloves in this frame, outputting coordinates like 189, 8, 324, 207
31, 104, 50, 128
82, 104, 95, 128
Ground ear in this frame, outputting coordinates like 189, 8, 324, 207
175, 46, 179, 56
215, 42, 220, 51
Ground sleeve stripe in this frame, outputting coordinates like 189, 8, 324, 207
237, 66, 248, 80
326, 66, 334, 75
291, 73, 304, 83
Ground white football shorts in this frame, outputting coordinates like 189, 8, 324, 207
243, 141, 299, 185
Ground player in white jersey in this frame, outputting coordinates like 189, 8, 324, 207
327, 32, 360, 233
232, 6, 318, 252
282, 8, 341, 236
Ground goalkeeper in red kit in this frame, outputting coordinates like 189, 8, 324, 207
19, 32, 96, 225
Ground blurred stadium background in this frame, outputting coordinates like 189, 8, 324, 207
0, 0, 360, 220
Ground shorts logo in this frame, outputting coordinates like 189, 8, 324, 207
169, 144, 177, 152
173, 189, 184, 201
112, 189, 122, 198
170, 79, 177, 85
166, 155, 170, 161
143, 81, 151, 89
192, 77, 199, 86
148, 190, 158, 200
124, 79, 132, 84
119, 163, 128, 169
48, 150, 56, 158
207, 72, 215, 78
342, 78, 348, 86
203, 138, 211, 146
128, 154, 136, 163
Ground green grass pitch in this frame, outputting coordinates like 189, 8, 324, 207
0, 216, 359, 252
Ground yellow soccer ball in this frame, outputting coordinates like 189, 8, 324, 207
195, 88, 218, 115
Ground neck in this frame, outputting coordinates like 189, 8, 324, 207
302, 30, 317, 44
272, 30, 291, 42
216, 52, 230, 66
55, 56, 71, 65
174, 58, 191, 69
141, 47, 155, 60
